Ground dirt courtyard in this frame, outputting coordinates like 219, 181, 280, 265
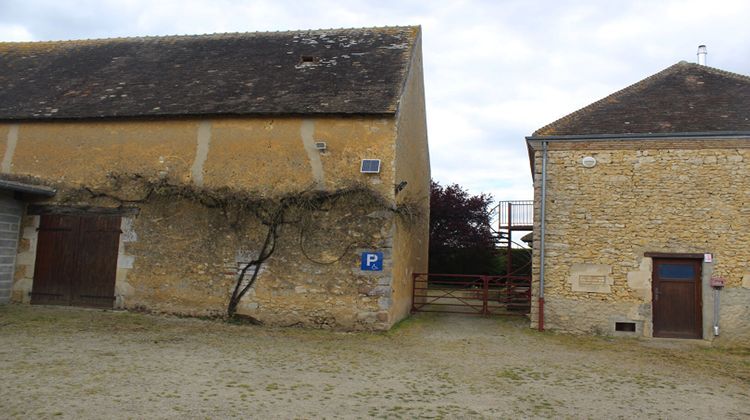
0, 305, 748, 419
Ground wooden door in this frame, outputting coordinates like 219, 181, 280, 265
72, 216, 121, 308
30, 215, 79, 305
31, 214, 121, 308
652, 258, 702, 339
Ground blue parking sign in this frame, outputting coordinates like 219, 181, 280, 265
361, 252, 383, 271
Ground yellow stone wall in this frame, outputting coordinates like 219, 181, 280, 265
390, 34, 431, 324
2, 112, 428, 330
530, 138, 750, 342
2, 117, 395, 198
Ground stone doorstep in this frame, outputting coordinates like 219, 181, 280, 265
638, 337, 713, 349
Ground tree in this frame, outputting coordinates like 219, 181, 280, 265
428, 180, 499, 274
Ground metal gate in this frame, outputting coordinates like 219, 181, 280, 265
411, 273, 531, 316
31, 214, 121, 308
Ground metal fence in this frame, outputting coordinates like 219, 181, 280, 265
411, 273, 531, 316
495, 200, 534, 229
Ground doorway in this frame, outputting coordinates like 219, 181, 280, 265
31, 214, 121, 308
651, 257, 702, 339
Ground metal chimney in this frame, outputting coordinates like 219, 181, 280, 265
697, 45, 707, 65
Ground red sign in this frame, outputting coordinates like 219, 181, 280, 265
710, 277, 725, 288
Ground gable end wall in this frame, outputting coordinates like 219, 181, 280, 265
531, 138, 750, 344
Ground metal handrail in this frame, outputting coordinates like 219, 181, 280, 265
493, 200, 534, 228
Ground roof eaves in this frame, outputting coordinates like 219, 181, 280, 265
0, 110, 399, 123
0, 179, 56, 197
526, 130, 750, 142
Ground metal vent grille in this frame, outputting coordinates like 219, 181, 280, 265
360, 159, 381, 174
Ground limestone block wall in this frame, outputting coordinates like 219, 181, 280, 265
114, 216, 138, 309
111, 194, 397, 330
531, 138, 750, 343
1, 114, 429, 331
13, 214, 38, 303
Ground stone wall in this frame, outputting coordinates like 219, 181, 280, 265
530, 138, 750, 344
13, 214, 37, 303
1, 114, 429, 330
11, 182, 404, 330
391, 33, 430, 323
116, 192, 397, 329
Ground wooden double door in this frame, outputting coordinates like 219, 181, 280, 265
31, 214, 121, 308
652, 257, 702, 339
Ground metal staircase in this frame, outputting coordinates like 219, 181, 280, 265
490, 200, 534, 275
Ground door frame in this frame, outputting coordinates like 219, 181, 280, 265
31, 213, 122, 308
647, 253, 703, 339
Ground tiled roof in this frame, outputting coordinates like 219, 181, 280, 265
0, 26, 419, 120
533, 61, 750, 137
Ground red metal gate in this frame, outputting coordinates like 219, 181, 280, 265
411, 273, 530, 316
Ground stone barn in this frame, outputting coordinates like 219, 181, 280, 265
527, 60, 750, 343
0, 26, 430, 330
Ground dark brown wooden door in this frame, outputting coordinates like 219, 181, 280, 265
652, 258, 702, 339
30, 215, 79, 305
32, 214, 121, 308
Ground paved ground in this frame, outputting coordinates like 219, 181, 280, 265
0, 305, 748, 419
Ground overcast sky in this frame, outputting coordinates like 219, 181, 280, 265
2, 0, 749, 202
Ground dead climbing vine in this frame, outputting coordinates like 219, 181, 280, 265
64, 173, 423, 319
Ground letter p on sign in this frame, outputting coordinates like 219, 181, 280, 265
361, 252, 383, 271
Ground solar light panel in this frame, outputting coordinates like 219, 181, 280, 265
360, 159, 381, 173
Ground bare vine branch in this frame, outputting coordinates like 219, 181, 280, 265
61, 173, 424, 320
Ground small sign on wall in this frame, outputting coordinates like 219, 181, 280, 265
361, 252, 383, 271
704, 253, 713, 263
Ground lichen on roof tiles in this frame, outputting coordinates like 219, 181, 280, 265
0, 26, 420, 120
534, 62, 750, 137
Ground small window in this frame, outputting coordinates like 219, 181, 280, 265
615, 322, 636, 332
658, 263, 695, 280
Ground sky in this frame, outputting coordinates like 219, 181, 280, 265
1, 0, 750, 203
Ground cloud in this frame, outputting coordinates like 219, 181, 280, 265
1, 0, 750, 204
0, 23, 32, 41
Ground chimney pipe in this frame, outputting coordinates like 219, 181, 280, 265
697, 45, 707, 66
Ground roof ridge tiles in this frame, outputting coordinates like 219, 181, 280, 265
693, 61, 750, 83
0, 25, 419, 45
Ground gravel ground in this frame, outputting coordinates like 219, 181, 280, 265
0, 305, 748, 419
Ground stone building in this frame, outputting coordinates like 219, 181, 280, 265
527, 61, 750, 343
0, 26, 430, 330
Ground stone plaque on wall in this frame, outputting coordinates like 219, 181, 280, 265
579, 275, 607, 287
568, 264, 614, 293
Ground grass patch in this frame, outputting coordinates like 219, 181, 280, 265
384, 313, 438, 336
